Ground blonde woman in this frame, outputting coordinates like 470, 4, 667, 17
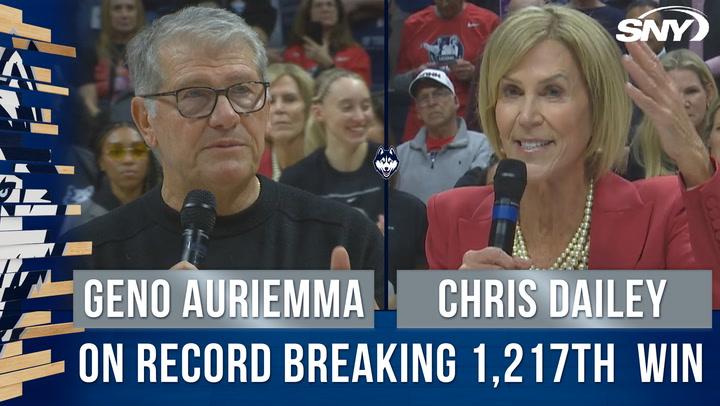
425, 6, 720, 308
259, 63, 315, 180
280, 68, 382, 223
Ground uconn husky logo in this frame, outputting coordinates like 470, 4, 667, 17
421, 35, 464, 64
374, 146, 399, 179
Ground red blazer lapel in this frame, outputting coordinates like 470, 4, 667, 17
457, 189, 494, 255
450, 174, 653, 269
589, 173, 653, 269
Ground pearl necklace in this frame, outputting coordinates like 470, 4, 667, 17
513, 181, 594, 270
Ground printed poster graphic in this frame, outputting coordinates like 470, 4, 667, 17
422, 34, 464, 64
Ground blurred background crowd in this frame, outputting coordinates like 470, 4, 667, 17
64, 0, 720, 305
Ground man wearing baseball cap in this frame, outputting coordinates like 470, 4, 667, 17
393, 0, 500, 141
394, 68, 492, 203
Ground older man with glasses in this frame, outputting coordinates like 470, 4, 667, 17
395, 69, 492, 203
69, 7, 384, 306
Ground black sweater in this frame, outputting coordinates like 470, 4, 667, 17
280, 143, 384, 222
68, 176, 384, 305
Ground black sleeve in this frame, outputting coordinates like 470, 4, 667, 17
368, 226, 385, 309
76, 46, 98, 87
278, 161, 306, 189
414, 200, 428, 269
343, 210, 385, 309
455, 166, 488, 188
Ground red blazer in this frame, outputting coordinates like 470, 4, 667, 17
426, 169, 720, 308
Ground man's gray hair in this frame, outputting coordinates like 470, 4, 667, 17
127, 6, 268, 97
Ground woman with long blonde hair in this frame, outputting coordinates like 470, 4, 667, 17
280, 68, 382, 222
258, 63, 315, 180
425, 6, 720, 308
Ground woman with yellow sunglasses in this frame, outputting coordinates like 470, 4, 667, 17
81, 122, 159, 225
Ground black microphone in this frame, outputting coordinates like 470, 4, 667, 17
489, 159, 527, 255
180, 190, 217, 267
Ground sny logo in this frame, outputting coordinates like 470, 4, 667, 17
374, 146, 399, 179
616, 6, 709, 43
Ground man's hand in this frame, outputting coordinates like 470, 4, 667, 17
330, 246, 352, 270
376, 214, 385, 236
170, 260, 198, 270
330, 246, 380, 309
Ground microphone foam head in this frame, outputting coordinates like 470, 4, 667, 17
493, 159, 527, 203
180, 189, 217, 233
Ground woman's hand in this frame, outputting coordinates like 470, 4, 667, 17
622, 41, 712, 187
302, 36, 334, 68
459, 247, 532, 270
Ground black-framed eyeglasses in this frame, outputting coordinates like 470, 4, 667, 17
137, 81, 270, 118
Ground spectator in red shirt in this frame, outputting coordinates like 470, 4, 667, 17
394, 0, 500, 141
283, 0, 372, 84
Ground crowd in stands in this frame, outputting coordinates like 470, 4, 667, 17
67, 0, 384, 212
65, 0, 720, 306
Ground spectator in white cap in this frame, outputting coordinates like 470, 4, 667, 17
394, 68, 493, 203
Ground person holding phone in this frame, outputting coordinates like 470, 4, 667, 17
283, 0, 371, 84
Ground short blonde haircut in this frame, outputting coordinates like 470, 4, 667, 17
478, 5, 631, 180
632, 49, 718, 177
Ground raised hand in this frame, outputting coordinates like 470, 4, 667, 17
330, 246, 351, 270
329, 245, 380, 309
622, 41, 712, 187
302, 36, 334, 68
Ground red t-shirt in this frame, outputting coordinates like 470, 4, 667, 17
426, 135, 455, 151
283, 43, 372, 85
396, 4, 500, 141
257, 147, 273, 178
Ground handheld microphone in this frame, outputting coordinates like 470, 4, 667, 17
180, 190, 217, 267
488, 159, 527, 255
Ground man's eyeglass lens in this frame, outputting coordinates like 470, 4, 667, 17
177, 82, 267, 118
